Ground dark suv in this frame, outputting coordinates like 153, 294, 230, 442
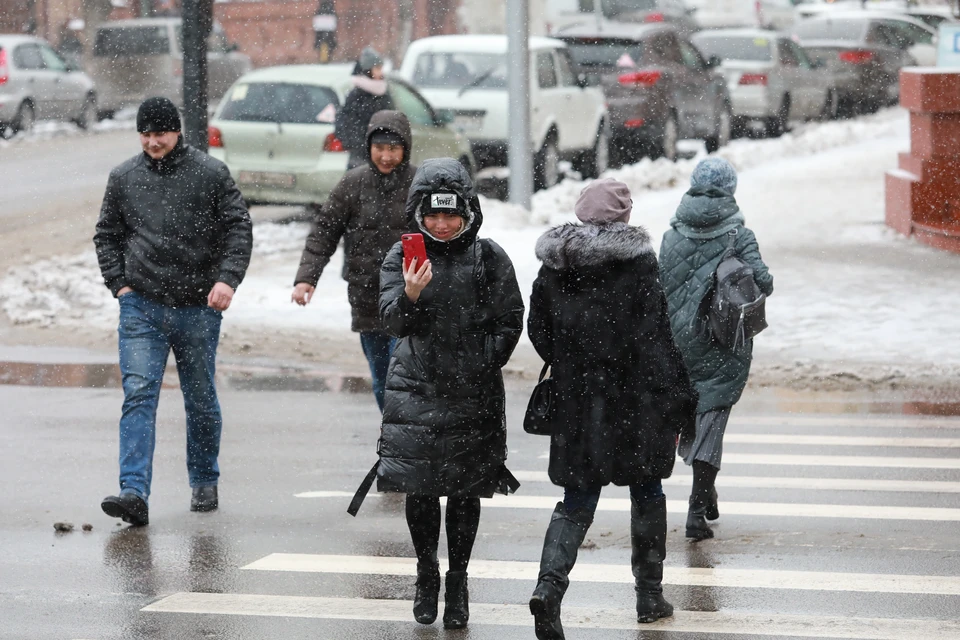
557, 23, 732, 164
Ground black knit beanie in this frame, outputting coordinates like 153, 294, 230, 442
137, 97, 182, 133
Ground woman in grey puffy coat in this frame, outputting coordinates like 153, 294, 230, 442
659, 158, 773, 541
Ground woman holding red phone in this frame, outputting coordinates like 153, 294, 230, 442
373, 158, 524, 629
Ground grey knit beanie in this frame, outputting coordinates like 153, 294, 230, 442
690, 157, 738, 195
575, 178, 632, 225
358, 47, 384, 73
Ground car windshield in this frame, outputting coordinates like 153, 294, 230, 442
791, 19, 865, 41
693, 35, 773, 62
411, 52, 508, 89
93, 26, 171, 57
219, 82, 340, 125
564, 39, 646, 67
599, 0, 658, 18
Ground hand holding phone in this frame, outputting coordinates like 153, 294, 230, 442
401, 233, 432, 302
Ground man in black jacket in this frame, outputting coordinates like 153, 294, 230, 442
93, 97, 253, 526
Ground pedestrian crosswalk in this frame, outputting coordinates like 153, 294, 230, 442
142, 412, 960, 638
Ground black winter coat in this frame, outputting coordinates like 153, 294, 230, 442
93, 140, 253, 308
295, 111, 416, 332
334, 78, 394, 154
528, 223, 697, 488
376, 159, 524, 497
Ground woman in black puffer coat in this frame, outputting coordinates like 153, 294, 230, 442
377, 158, 524, 630
526, 179, 696, 640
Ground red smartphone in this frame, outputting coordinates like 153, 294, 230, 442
402, 233, 428, 270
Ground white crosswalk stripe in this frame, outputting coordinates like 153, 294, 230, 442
295, 491, 960, 521
535, 452, 960, 468
142, 593, 960, 639
242, 553, 960, 595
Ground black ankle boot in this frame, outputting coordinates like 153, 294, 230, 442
632, 496, 674, 623
443, 570, 469, 629
687, 461, 718, 541
706, 486, 719, 521
413, 562, 440, 624
529, 502, 593, 640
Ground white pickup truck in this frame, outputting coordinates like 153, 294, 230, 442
399, 35, 610, 189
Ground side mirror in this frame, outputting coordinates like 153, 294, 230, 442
576, 72, 589, 88
686, 6, 698, 14
435, 108, 455, 126
227, 42, 240, 53
707, 55, 722, 68
811, 58, 825, 69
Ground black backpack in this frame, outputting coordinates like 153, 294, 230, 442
704, 231, 767, 351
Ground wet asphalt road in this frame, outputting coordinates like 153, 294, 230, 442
2, 383, 960, 640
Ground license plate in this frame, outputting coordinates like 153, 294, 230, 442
238, 171, 296, 188
453, 114, 483, 134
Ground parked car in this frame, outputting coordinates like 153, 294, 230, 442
687, 0, 796, 31
399, 35, 609, 189
793, 11, 938, 64
557, 23, 731, 164
207, 64, 475, 208
796, 0, 957, 30
789, 14, 916, 112
545, 0, 700, 36
692, 29, 835, 135
0, 34, 97, 137
88, 18, 251, 119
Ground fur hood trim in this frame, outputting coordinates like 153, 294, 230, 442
535, 222, 654, 270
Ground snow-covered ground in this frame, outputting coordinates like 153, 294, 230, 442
3, 108, 958, 386
0, 109, 136, 149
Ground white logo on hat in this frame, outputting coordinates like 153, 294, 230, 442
431, 193, 457, 210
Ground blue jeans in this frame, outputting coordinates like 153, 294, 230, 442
564, 479, 664, 516
116, 292, 223, 503
359, 331, 395, 412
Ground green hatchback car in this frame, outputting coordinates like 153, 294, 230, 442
208, 63, 476, 207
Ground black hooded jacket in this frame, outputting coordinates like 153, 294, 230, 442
375, 159, 524, 497
294, 110, 417, 332
94, 139, 253, 307
528, 222, 697, 487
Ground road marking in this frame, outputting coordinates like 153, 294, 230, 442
733, 415, 960, 429
509, 471, 960, 493
142, 593, 960, 639
534, 452, 960, 469
722, 434, 960, 448
295, 492, 960, 521
242, 553, 960, 596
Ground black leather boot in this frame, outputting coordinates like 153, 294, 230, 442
529, 502, 593, 640
191, 485, 218, 512
686, 461, 717, 541
101, 492, 149, 526
632, 496, 674, 623
413, 561, 441, 624
442, 570, 469, 629
706, 486, 720, 521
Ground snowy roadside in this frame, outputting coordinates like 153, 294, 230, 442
3, 107, 956, 391
0, 109, 136, 149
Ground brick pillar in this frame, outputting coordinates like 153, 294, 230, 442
885, 69, 960, 253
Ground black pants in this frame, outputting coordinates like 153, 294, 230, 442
406, 495, 481, 572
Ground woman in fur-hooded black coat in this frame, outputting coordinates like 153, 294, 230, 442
527, 179, 696, 640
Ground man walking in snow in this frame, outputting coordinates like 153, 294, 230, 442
93, 96, 253, 526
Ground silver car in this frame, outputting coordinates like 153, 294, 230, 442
0, 34, 98, 136
693, 29, 834, 136
88, 18, 251, 118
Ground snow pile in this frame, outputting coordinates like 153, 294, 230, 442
0, 109, 136, 149
252, 221, 311, 256
532, 108, 904, 223
0, 253, 114, 328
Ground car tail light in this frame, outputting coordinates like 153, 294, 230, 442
323, 133, 345, 152
208, 126, 223, 148
618, 70, 662, 87
839, 50, 873, 64
738, 73, 768, 86
624, 119, 645, 128
0, 49, 8, 85
644, 12, 665, 22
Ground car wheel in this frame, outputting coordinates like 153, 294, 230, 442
705, 103, 732, 153
534, 135, 560, 191
76, 96, 97, 130
820, 88, 839, 121
651, 113, 678, 162
13, 102, 35, 137
580, 123, 609, 179
766, 95, 789, 137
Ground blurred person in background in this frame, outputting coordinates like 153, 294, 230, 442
335, 46, 395, 169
